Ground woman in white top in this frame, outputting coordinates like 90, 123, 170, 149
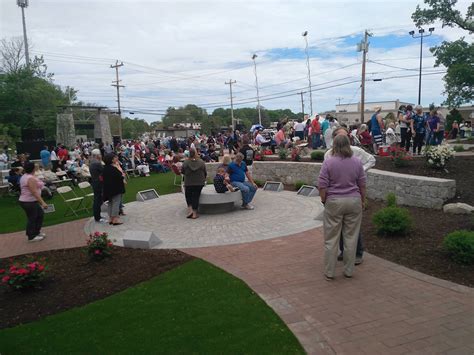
293, 119, 306, 141
50, 148, 59, 171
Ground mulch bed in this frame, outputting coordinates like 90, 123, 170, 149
361, 199, 474, 287
0, 247, 193, 329
374, 155, 474, 205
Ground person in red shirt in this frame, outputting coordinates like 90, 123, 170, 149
311, 115, 322, 149
57, 145, 69, 170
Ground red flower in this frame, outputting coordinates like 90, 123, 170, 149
94, 231, 101, 237
27, 263, 37, 271
0, 269, 5, 274
2, 276, 10, 283
38, 265, 45, 272
17, 268, 29, 275
9, 265, 17, 272
94, 250, 102, 255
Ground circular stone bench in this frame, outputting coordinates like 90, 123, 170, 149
198, 184, 242, 214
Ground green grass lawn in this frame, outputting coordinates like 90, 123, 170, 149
0, 259, 304, 354
0, 172, 180, 234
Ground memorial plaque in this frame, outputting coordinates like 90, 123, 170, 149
297, 185, 318, 197
136, 189, 160, 202
263, 181, 283, 192
44, 204, 55, 213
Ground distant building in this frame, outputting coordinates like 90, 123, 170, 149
335, 100, 413, 125
334, 100, 474, 126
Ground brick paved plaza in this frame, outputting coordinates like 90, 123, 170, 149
1, 192, 473, 354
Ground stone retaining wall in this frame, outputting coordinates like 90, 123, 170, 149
205, 161, 456, 209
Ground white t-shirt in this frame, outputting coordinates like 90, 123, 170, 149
256, 133, 269, 144
294, 122, 305, 132
324, 146, 375, 172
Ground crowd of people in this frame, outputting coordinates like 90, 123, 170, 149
2, 107, 470, 281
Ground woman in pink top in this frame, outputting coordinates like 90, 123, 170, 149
19, 162, 48, 242
318, 135, 366, 280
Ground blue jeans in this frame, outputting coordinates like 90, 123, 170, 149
231, 181, 257, 206
311, 133, 321, 149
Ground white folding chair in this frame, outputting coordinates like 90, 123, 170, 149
77, 181, 94, 212
57, 186, 85, 217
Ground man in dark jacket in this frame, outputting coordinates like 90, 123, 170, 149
89, 149, 105, 223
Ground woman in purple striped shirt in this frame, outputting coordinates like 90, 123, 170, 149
318, 134, 366, 280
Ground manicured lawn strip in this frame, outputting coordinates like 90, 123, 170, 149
0, 259, 304, 354
0, 172, 178, 234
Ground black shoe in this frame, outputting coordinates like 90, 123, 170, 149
337, 254, 343, 261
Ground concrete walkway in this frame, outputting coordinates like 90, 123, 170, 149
1, 223, 473, 354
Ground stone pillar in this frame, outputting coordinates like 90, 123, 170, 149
56, 113, 76, 148
94, 110, 112, 144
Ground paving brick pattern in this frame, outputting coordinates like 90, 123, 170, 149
1, 211, 473, 354
0, 219, 88, 258
183, 229, 474, 355
83, 190, 323, 249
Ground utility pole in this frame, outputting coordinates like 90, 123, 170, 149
302, 31, 313, 115
251, 54, 262, 126
358, 30, 371, 123
16, 0, 30, 66
225, 79, 237, 130
336, 97, 343, 105
110, 60, 124, 137
297, 91, 306, 116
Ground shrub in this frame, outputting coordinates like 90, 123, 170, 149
253, 179, 265, 188
372, 206, 412, 236
310, 150, 325, 161
291, 148, 301, 161
424, 144, 455, 169
453, 145, 465, 152
442, 230, 474, 265
389, 147, 412, 167
0, 259, 47, 291
278, 148, 288, 160
294, 180, 306, 191
386, 193, 397, 207
86, 232, 113, 261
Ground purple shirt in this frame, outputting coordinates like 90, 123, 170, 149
318, 155, 366, 200
428, 115, 440, 131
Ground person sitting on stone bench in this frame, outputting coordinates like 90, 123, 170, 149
214, 166, 235, 193
228, 152, 257, 210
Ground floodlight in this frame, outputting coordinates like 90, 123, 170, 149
429, 27, 435, 32
252, 54, 258, 60
419, 28, 425, 34
302, 31, 308, 37
409, 30, 415, 36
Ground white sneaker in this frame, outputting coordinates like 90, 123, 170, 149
95, 218, 107, 223
244, 204, 255, 210
37, 232, 47, 238
28, 236, 45, 242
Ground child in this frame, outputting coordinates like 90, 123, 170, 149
386, 122, 398, 147
213, 166, 235, 193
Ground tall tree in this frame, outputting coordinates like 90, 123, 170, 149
412, 0, 474, 107
0, 38, 73, 142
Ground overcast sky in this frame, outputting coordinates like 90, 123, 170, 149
1, 0, 471, 123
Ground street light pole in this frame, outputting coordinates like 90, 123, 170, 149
252, 54, 262, 126
302, 31, 313, 116
16, 0, 30, 66
409, 27, 434, 105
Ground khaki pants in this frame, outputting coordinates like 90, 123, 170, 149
323, 197, 362, 278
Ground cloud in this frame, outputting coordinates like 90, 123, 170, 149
1, 0, 471, 122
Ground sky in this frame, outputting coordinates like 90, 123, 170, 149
0, 0, 471, 123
